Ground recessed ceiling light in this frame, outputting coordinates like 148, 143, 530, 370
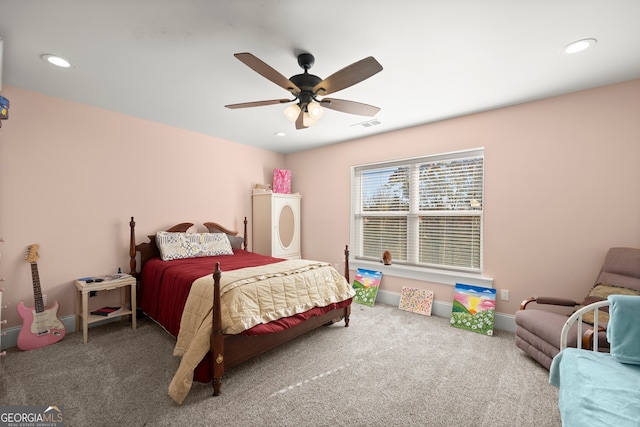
274, 132, 286, 137
41, 54, 73, 68
563, 38, 597, 54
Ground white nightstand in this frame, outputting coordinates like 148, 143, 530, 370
74, 275, 136, 344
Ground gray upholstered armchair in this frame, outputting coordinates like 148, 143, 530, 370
515, 247, 640, 369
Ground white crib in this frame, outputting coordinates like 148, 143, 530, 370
551, 296, 640, 427
559, 299, 609, 351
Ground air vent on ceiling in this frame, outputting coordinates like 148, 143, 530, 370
351, 119, 381, 128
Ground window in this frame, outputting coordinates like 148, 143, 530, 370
351, 148, 484, 274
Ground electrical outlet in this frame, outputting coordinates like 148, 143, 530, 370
500, 289, 510, 301
43, 294, 47, 306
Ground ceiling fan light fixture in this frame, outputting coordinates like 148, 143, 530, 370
307, 101, 324, 119
283, 104, 301, 122
302, 112, 317, 127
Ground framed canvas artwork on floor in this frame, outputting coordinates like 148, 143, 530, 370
450, 283, 496, 336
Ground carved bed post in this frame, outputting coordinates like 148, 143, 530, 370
343, 245, 351, 327
243, 216, 248, 250
129, 217, 137, 278
211, 262, 224, 396
344, 245, 350, 283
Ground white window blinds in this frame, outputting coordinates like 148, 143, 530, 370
352, 148, 484, 273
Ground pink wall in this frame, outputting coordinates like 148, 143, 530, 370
0, 86, 283, 329
1, 80, 638, 334
286, 79, 640, 315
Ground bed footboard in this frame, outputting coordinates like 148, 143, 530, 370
209, 245, 352, 397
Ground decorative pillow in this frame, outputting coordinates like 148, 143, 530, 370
156, 231, 233, 261
227, 235, 244, 250
576, 283, 640, 325
607, 294, 640, 365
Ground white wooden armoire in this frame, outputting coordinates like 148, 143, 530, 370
252, 192, 301, 259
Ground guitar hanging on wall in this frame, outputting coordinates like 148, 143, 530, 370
16, 244, 66, 350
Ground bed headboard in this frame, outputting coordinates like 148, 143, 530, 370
128, 216, 248, 279
204, 218, 248, 251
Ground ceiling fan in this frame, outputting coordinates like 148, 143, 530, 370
225, 52, 383, 130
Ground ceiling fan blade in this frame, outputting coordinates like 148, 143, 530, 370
225, 99, 292, 109
234, 53, 301, 94
320, 98, 381, 116
313, 57, 383, 96
295, 109, 307, 130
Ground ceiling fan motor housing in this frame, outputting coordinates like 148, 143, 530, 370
290, 73, 322, 92
291, 53, 325, 108
297, 53, 315, 70
290, 72, 322, 109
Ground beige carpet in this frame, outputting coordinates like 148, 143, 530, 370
0, 303, 561, 426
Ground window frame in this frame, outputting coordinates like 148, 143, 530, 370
349, 148, 493, 288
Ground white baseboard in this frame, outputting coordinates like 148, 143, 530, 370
1, 292, 516, 351
375, 289, 515, 333
0, 314, 123, 351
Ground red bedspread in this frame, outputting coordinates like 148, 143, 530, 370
139, 249, 352, 384
139, 249, 283, 336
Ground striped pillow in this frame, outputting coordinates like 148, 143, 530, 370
156, 231, 233, 261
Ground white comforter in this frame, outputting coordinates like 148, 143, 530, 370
168, 259, 354, 404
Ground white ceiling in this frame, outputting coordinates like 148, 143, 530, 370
1, 1, 639, 154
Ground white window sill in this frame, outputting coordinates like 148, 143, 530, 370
350, 259, 494, 288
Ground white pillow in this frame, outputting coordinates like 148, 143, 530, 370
156, 231, 233, 261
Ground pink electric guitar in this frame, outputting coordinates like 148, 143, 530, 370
17, 244, 66, 350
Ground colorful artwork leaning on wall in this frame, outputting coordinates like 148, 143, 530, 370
352, 268, 383, 307
450, 283, 496, 336
398, 287, 434, 316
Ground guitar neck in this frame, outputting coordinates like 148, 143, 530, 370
30, 262, 45, 313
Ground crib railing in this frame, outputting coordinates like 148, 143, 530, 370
560, 299, 609, 351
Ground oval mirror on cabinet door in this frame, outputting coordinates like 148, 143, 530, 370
278, 204, 295, 248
